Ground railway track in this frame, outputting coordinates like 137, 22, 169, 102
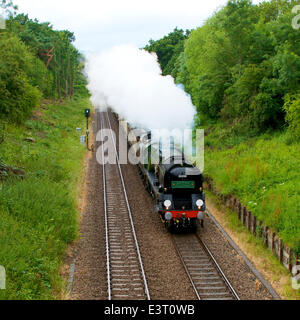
173, 234, 240, 300
100, 109, 277, 301
100, 111, 150, 300
106, 109, 239, 300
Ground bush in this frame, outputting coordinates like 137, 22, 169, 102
0, 33, 42, 122
284, 93, 300, 141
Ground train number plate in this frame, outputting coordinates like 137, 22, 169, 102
171, 181, 195, 189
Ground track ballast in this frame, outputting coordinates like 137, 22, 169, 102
173, 234, 240, 300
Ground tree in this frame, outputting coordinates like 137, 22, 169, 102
6, 14, 84, 99
172, 0, 300, 131
0, 33, 41, 122
144, 28, 190, 76
0, 0, 18, 17
0, 4, 88, 122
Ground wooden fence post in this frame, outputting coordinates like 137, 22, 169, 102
263, 226, 269, 246
267, 231, 275, 252
251, 215, 257, 236
275, 237, 283, 263
247, 211, 251, 231
282, 245, 292, 272
242, 207, 247, 226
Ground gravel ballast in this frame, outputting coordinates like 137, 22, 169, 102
69, 110, 276, 300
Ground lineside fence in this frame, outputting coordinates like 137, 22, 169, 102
205, 177, 300, 277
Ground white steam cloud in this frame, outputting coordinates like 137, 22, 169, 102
85, 45, 196, 131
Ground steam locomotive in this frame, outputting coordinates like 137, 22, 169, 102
123, 120, 206, 232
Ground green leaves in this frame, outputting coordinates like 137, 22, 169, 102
0, 33, 42, 123
0, 8, 87, 123
169, 0, 300, 132
144, 28, 189, 76
284, 93, 300, 141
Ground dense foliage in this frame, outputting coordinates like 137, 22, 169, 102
284, 93, 300, 140
144, 28, 190, 76
0, 33, 42, 122
0, 0, 88, 123
148, 0, 300, 136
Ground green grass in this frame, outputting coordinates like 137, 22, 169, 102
0, 97, 91, 299
198, 119, 300, 254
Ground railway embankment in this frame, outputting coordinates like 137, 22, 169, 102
0, 98, 91, 299
200, 122, 300, 299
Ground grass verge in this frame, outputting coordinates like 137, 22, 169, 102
199, 119, 300, 254
0, 97, 91, 300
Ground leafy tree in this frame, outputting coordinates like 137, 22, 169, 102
0, 0, 18, 17
144, 28, 190, 75
284, 94, 300, 140
6, 14, 83, 99
0, 33, 42, 122
0, 1, 88, 122
172, 0, 300, 131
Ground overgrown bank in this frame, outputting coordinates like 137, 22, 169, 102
0, 98, 91, 299
201, 119, 300, 255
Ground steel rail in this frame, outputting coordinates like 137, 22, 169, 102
104, 111, 151, 300
100, 114, 112, 300
173, 233, 240, 300
206, 210, 281, 300
197, 235, 240, 300
172, 237, 201, 300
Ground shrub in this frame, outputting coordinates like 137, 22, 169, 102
284, 93, 300, 141
0, 33, 42, 122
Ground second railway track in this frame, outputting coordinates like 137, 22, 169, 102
101, 111, 150, 300
173, 233, 240, 300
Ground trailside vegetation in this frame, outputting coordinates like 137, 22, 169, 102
0, 1, 91, 299
0, 98, 90, 299
0, 0, 88, 123
144, 27, 190, 76
148, 0, 300, 137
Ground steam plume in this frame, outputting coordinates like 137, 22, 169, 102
85, 45, 196, 131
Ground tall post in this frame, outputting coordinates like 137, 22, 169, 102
85, 109, 91, 151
